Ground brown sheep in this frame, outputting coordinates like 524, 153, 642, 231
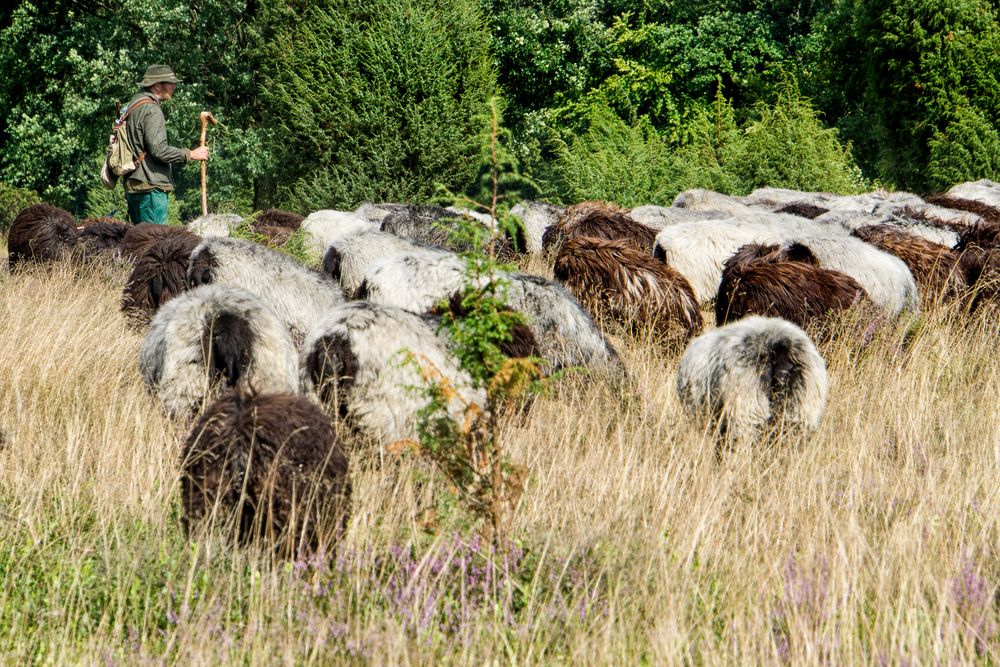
774, 202, 830, 219
542, 201, 657, 254
958, 247, 1000, 312
553, 235, 702, 342
851, 224, 966, 300
121, 234, 202, 323
954, 222, 1000, 252
181, 390, 351, 557
925, 194, 1000, 225
254, 225, 293, 247
716, 243, 867, 329
253, 209, 305, 231
7, 203, 78, 269
120, 223, 200, 262
76, 218, 129, 260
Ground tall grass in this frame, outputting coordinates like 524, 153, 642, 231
0, 258, 998, 663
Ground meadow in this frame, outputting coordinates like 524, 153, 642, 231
0, 251, 998, 664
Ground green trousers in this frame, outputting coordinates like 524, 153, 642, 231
126, 189, 169, 225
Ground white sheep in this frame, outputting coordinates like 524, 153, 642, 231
509, 201, 564, 253
652, 215, 830, 303
323, 230, 450, 297
139, 284, 300, 417
187, 237, 344, 345
676, 316, 829, 443
301, 301, 484, 445
300, 209, 376, 258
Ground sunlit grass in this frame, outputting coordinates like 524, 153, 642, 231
0, 258, 997, 663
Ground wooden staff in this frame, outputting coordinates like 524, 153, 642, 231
199, 111, 217, 216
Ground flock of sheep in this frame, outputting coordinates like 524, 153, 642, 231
6, 178, 1000, 552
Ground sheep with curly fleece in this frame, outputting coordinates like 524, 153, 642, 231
181, 388, 351, 556
187, 237, 344, 345
715, 242, 869, 329
121, 234, 203, 323
7, 203, 77, 269
140, 284, 300, 417
120, 223, 200, 262
676, 316, 829, 444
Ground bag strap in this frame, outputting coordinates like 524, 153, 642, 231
115, 98, 155, 163
116, 98, 154, 125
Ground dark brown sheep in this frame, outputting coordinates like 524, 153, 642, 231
925, 194, 1000, 225
254, 225, 293, 247
7, 203, 78, 269
120, 223, 200, 262
957, 247, 1000, 312
553, 235, 702, 341
716, 243, 867, 329
542, 201, 657, 254
253, 209, 304, 231
76, 218, 129, 260
774, 202, 830, 219
121, 234, 202, 322
954, 222, 1000, 252
181, 390, 351, 556
851, 224, 966, 300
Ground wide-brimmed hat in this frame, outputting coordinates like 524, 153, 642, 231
138, 64, 182, 87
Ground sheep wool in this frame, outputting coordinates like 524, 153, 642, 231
181, 389, 351, 556
140, 284, 300, 417
676, 316, 829, 443
553, 236, 702, 342
7, 203, 77, 269
715, 243, 868, 329
187, 237, 344, 345
121, 233, 202, 323
301, 301, 485, 445
323, 229, 449, 297
356, 251, 467, 312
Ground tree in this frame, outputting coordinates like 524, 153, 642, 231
261, 0, 497, 212
806, 0, 1000, 190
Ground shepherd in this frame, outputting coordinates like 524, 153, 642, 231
122, 64, 209, 225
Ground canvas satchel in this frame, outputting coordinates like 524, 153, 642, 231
101, 98, 153, 189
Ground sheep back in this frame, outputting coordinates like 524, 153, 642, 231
140, 284, 300, 417
716, 243, 867, 329
7, 204, 78, 269
553, 236, 702, 342
121, 233, 202, 323
851, 224, 966, 299
676, 316, 829, 442
188, 237, 343, 344
181, 389, 351, 555
543, 200, 657, 253
302, 301, 484, 445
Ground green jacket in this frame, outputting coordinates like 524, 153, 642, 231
123, 91, 191, 194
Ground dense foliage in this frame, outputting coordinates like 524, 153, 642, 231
0, 0, 997, 218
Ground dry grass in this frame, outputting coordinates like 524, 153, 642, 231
0, 256, 998, 664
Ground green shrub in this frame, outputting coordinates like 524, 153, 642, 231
262, 0, 497, 211
927, 103, 1000, 192
0, 181, 42, 233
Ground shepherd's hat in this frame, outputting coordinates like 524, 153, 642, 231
138, 64, 182, 87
